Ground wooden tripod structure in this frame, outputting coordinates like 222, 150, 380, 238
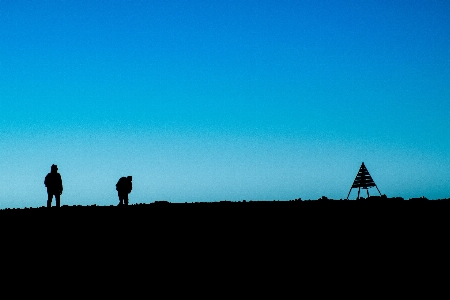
346, 162, 381, 199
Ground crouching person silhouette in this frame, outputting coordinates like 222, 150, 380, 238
116, 176, 132, 206
44, 164, 63, 208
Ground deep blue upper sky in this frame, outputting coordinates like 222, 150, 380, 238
1, 1, 449, 208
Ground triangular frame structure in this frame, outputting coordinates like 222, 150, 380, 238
346, 162, 381, 199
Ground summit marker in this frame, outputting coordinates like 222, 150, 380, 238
347, 162, 382, 200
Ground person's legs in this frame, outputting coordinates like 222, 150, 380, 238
124, 194, 129, 206
47, 193, 53, 208
118, 193, 124, 205
55, 193, 60, 207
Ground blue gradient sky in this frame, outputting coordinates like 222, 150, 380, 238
1, 1, 449, 208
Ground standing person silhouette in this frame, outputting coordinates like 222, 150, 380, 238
116, 176, 132, 206
44, 164, 63, 208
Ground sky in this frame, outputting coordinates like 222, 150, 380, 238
1, 0, 449, 208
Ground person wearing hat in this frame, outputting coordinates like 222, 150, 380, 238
44, 164, 63, 208
116, 176, 132, 206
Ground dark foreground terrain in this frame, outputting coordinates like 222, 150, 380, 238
2, 198, 448, 293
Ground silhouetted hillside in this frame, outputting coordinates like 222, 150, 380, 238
2, 197, 447, 280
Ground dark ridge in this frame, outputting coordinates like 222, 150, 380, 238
2, 196, 449, 211
2, 197, 447, 276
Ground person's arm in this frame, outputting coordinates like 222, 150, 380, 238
59, 174, 63, 194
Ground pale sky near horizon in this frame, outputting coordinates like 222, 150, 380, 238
1, 1, 449, 208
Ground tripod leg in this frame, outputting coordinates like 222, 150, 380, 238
346, 188, 352, 200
